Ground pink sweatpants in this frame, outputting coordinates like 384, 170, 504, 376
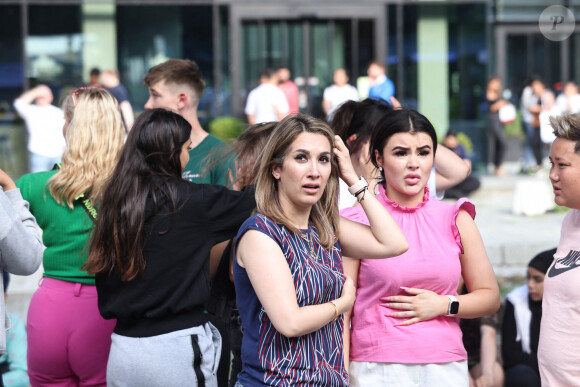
27, 277, 116, 387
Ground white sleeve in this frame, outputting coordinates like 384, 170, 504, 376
13, 99, 34, 119
245, 90, 256, 115
350, 86, 360, 101
323, 86, 331, 101
276, 89, 290, 114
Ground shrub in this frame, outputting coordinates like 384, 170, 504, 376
209, 116, 245, 142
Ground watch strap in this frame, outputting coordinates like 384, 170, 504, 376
445, 295, 459, 316
347, 177, 368, 196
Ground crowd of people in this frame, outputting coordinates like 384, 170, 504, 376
1, 57, 579, 387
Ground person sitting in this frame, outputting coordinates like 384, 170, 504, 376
459, 282, 504, 387
442, 129, 481, 199
502, 248, 555, 387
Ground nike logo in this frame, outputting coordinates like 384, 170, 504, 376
548, 250, 580, 278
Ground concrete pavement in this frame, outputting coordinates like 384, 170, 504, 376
465, 162, 565, 282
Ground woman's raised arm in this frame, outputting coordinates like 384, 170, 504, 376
333, 135, 408, 259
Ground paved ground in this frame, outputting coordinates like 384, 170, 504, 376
6, 161, 566, 322
464, 162, 565, 284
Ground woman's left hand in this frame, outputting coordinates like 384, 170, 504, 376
381, 287, 449, 326
333, 135, 359, 186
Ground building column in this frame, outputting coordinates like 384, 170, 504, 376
82, 1, 116, 82
417, 5, 448, 138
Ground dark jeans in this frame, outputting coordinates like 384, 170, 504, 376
531, 126, 544, 167
229, 310, 243, 387
488, 113, 506, 168
444, 175, 481, 199
504, 364, 541, 387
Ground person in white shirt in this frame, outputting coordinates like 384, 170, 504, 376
245, 69, 289, 124
13, 85, 66, 173
323, 68, 359, 121
555, 81, 580, 114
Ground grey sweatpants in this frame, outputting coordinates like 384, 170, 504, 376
107, 323, 221, 387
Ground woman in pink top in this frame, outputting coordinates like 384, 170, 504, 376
341, 108, 499, 386
538, 114, 580, 386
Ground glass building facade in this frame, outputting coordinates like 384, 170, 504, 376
1, 0, 579, 177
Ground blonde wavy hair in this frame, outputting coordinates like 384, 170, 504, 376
48, 88, 125, 208
255, 114, 339, 249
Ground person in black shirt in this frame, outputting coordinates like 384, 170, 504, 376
84, 109, 256, 386
502, 248, 555, 387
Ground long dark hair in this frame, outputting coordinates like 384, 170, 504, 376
331, 98, 393, 155
370, 108, 438, 184
84, 108, 192, 281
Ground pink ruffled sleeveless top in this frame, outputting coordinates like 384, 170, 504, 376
340, 185, 475, 363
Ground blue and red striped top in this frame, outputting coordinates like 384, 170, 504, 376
234, 213, 348, 386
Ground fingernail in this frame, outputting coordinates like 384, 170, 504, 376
400, 286, 410, 290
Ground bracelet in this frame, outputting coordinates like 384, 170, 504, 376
347, 177, 368, 196
355, 186, 368, 203
328, 301, 339, 322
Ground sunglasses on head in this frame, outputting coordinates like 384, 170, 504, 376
71, 86, 104, 106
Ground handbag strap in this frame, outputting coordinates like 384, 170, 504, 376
52, 163, 97, 221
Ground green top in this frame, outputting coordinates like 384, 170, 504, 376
182, 133, 234, 185
17, 171, 95, 285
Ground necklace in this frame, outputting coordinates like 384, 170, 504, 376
300, 227, 317, 259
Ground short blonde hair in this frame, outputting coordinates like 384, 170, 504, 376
255, 114, 339, 249
550, 114, 580, 154
49, 88, 125, 208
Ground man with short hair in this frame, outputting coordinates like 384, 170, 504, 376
144, 59, 232, 185
367, 60, 395, 102
322, 68, 359, 121
277, 67, 299, 115
88, 68, 101, 87
13, 85, 66, 173
102, 69, 134, 132
245, 69, 290, 125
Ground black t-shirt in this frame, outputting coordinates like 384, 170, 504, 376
96, 178, 256, 337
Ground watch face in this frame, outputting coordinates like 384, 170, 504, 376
450, 301, 459, 315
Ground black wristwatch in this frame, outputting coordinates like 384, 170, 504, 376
445, 295, 459, 316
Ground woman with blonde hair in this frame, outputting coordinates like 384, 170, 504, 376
233, 114, 408, 386
17, 88, 125, 386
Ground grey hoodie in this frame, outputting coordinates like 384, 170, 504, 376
0, 187, 43, 354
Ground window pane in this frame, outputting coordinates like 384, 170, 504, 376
0, 5, 26, 177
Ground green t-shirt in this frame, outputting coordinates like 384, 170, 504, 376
182, 133, 234, 185
17, 171, 95, 284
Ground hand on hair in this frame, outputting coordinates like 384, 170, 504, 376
333, 135, 359, 186
389, 96, 402, 110
0, 169, 16, 191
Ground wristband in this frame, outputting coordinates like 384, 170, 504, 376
328, 301, 339, 322
347, 177, 368, 196
355, 186, 368, 203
